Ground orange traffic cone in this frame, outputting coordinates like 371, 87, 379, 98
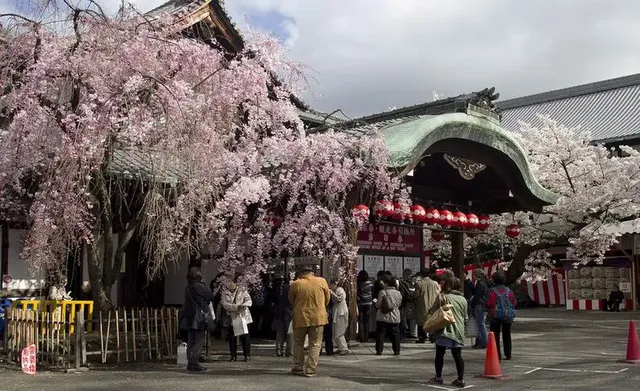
619, 320, 640, 364
477, 331, 506, 379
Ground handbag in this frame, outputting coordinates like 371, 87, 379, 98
232, 315, 249, 336
422, 295, 455, 334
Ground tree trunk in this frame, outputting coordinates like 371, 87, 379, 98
87, 171, 139, 312
87, 238, 113, 313
505, 245, 532, 285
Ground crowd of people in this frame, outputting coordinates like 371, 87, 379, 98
179, 264, 517, 388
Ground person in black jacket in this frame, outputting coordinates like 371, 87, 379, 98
357, 270, 374, 342
181, 267, 215, 372
270, 277, 293, 356
607, 285, 625, 312
471, 269, 489, 349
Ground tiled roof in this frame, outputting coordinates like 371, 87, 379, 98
498, 74, 640, 143
108, 147, 186, 185
298, 109, 344, 127
146, 0, 244, 51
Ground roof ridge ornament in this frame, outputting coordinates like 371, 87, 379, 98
443, 154, 487, 180
455, 87, 502, 124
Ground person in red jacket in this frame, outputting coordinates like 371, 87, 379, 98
485, 271, 517, 361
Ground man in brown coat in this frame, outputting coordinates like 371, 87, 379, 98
288, 266, 330, 377
414, 269, 441, 343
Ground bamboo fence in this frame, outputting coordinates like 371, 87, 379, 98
3, 307, 181, 367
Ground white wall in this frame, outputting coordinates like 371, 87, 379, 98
0, 225, 120, 302
2, 228, 46, 295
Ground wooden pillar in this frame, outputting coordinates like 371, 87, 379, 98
450, 231, 465, 280
1, 223, 8, 289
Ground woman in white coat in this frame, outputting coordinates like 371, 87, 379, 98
221, 275, 253, 362
330, 279, 349, 355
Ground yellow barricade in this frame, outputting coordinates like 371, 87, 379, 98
12, 299, 94, 333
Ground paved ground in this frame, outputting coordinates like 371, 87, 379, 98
2, 308, 640, 391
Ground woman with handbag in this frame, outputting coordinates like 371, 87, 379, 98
426, 276, 468, 388
181, 267, 215, 372
221, 274, 253, 362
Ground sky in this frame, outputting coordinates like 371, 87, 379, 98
3, 0, 640, 117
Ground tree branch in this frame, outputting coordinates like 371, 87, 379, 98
108, 218, 139, 286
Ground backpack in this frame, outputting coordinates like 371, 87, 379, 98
380, 292, 394, 314
492, 287, 516, 322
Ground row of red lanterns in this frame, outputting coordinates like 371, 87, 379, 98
352, 201, 521, 238
366, 200, 490, 230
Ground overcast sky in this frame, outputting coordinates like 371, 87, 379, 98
3, 0, 640, 117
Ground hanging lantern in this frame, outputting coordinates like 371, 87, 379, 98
410, 204, 426, 223
424, 208, 440, 225
506, 224, 520, 238
351, 204, 370, 224
431, 230, 445, 242
452, 211, 468, 228
393, 202, 410, 222
477, 215, 490, 231
265, 214, 283, 228
438, 209, 454, 227
466, 213, 479, 230
373, 200, 394, 219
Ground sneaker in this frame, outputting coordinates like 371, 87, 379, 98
451, 379, 466, 388
304, 372, 317, 378
429, 377, 443, 384
291, 368, 304, 375
187, 365, 206, 372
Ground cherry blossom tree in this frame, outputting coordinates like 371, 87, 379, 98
0, 5, 399, 310
428, 115, 640, 281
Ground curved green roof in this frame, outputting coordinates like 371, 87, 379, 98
379, 112, 559, 206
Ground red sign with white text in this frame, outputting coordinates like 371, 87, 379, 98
21, 344, 37, 375
357, 223, 421, 253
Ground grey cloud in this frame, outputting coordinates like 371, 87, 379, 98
226, 0, 640, 117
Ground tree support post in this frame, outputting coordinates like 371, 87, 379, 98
450, 231, 465, 280
345, 225, 359, 341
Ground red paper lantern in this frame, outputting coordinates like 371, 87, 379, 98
452, 211, 468, 228
373, 200, 394, 219
466, 213, 479, 230
431, 230, 445, 242
393, 202, 410, 221
477, 215, 490, 231
265, 214, 283, 227
424, 208, 440, 225
351, 204, 370, 224
438, 209, 454, 227
506, 224, 520, 238
410, 205, 426, 223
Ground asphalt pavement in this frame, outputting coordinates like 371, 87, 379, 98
2, 308, 640, 391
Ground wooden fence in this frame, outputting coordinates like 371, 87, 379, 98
3, 307, 87, 370
95, 308, 180, 363
3, 307, 181, 368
